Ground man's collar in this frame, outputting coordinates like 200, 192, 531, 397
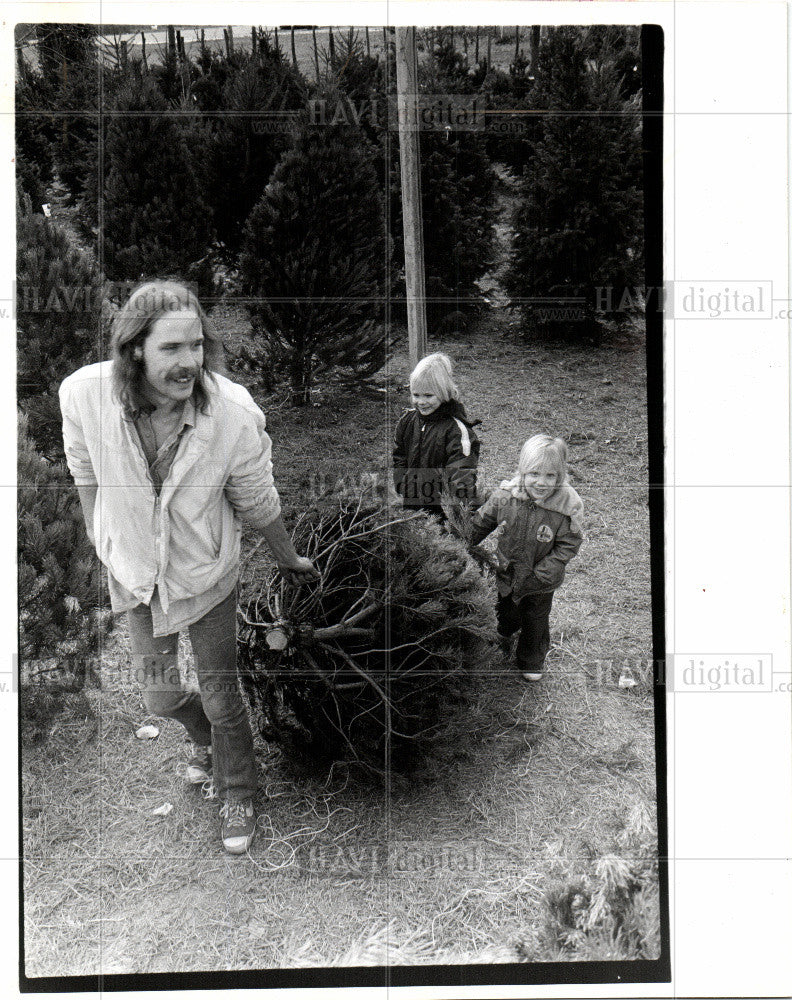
135, 397, 195, 431
181, 397, 196, 429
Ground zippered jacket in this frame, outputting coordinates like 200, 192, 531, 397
469, 481, 584, 598
59, 361, 281, 613
392, 399, 480, 513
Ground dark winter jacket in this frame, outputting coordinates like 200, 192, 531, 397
469, 482, 584, 598
392, 399, 480, 514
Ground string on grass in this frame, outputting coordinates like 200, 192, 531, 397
237, 491, 496, 775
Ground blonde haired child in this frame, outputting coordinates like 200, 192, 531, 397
393, 352, 481, 517
469, 434, 584, 680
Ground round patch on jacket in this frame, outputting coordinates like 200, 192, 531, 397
536, 524, 554, 543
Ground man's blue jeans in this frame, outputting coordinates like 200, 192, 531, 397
127, 588, 257, 801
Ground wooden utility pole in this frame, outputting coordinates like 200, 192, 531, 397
395, 27, 427, 368
530, 26, 540, 75
290, 26, 297, 68
312, 26, 319, 79
514, 26, 520, 64
487, 28, 492, 68
365, 26, 370, 58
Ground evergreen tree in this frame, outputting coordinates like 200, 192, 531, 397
481, 43, 541, 175
32, 26, 106, 205
100, 72, 215, 290
34, 24, 97, 90
238, 493, 497, 773
239, 120, 391, 405
391, 128, 497, 323
50, 59, 103, 205
18, 414, 109, 742
191, 45, 240, 112
432, 37, 473, 90
505, 27, 643, 341
584, 26, 642, 100
324, 40, 497, 324
316, 33, 386, 149
17, 195, 104, 458
15, 73, 55, 210
200, 46, 306, 259
150, 45, 194, 104
389, 61, 497, 324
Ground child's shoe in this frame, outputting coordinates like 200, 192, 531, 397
521, 670, 544, 683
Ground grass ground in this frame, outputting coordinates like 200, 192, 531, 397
22, 304, 659, 974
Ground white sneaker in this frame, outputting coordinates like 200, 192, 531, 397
522, 671, 543, 682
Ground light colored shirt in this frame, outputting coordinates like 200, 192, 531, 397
60, 361, 282, 636
107, 569, 237, 636
107, 398, 235, 634
134, 401, 194, 495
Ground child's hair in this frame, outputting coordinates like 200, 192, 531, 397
409, 352, 459, 403
517, 434, 568, 483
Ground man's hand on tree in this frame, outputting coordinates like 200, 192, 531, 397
278, 556, 320, 587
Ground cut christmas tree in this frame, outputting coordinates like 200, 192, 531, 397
237, 493, 496, 775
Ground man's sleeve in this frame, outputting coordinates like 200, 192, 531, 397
224, 402, 282, 526
59, 379, 98, 486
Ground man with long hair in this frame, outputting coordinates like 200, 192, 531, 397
59, 280, 319, 855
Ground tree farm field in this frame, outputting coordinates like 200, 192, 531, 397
22, 307, 659, 975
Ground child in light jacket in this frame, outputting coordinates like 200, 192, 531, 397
469, 434, 584, 681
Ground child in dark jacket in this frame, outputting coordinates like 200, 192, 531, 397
393, 353, 480, 518
469, 434, 584, 681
